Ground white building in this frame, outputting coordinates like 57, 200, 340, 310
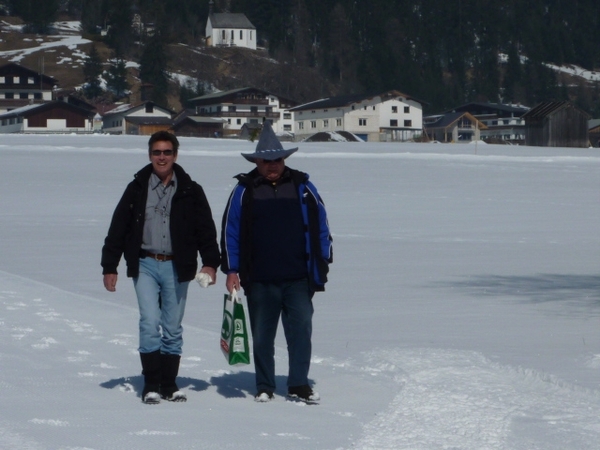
289, 90, 423, 142
205, 1, 256, 50
187, 87, 297, 136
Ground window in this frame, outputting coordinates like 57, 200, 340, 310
231, 30, 234, 41
19, 93, 27, 99
284, 124, 291, 131
404, 106, 410, 113
5, 92, 13, 99
222, 30, 226, 40
392, 106, 398, 113
227, 119, 231, 124
250, 106, 258, 114
229, 106, 236, 112
145, 103, 153, 113
323, 119, 329, 128
240, 30, 243, 39
310, 120, 317, 128
237, 119, 241, 124
28, 77, 34, 84
359, 118, 367, 126
336, 118, 342, 127
298, 122, 304, 130
390, 119, 398, 127
283, 113, 291, 120
404, 120, 412, 127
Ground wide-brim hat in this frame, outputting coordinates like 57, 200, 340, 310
241, 122, 298, 162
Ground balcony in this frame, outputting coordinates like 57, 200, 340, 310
196, 111, 280, 119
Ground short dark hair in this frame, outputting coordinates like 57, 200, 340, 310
148, 131, 179, 155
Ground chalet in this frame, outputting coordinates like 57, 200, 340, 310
0, 62, 56, 113
186, 87, 297, 136
589, 119, 600, 147
290, 90, 423, 142
0, 101, 94, 133
101, 101, 174, 135
522, 101, 590, 148
205, 0, 256, 50
423, 112, 487, 142
444, 102, 529, 144
170, 109, 226, 138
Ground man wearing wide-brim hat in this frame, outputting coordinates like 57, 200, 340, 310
221, 122, 333, 404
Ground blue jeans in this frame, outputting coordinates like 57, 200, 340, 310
133, 257, 190, 355
247, 278, 314, 391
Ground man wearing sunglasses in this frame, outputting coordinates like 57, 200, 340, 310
221, 122, 333, 404
102, 130, 220, 404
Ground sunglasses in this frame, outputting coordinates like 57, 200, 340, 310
151, 149, 174, 156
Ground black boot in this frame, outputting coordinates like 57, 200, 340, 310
160, 353, 186, 402
140, 350, 161, 404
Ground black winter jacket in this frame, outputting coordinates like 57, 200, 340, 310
101, 163, 220, 282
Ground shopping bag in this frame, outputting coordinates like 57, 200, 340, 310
220, 289, 250, 365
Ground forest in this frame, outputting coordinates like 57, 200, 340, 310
4, 0, 600, 115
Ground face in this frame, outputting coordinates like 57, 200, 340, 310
149, 140, 177, 182
256, 158, 284, 181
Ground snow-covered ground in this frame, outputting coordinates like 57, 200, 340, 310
1, 134, 600, 449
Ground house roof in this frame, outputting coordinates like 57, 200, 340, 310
188, 87, 252, 103
0, 62, 57, 85
423, 112, 488, 130
522, 101, 591, 120
0, 101, 94, 119
187, 87, 296, 107
102, 101, 174, 118
289, 90, 422, 112
445, 102, 530, 116
588, 119, 600, 131
209, 13, 255, 29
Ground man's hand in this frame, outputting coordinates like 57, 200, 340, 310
103, 273, 118, 292
226, 272, 240, 293
199, 266, 217, 286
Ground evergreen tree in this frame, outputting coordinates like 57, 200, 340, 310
106, 58, 130, 99
9, 0, 60, 33
105, 0, 134, 57
180, 78, 206, 107
139, 34, 170, 107
83, 44, 104, 99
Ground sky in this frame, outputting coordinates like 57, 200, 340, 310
1, 134, 600, 449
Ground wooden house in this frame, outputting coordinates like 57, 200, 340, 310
0, 62, 56, 113
423, 112, 487, 143
101, 101, 174, 135
170, 109, 225, 137
522, 101, 590, 148
0, 101, 94, 133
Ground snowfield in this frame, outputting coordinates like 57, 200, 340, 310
1, 134, 600, 449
